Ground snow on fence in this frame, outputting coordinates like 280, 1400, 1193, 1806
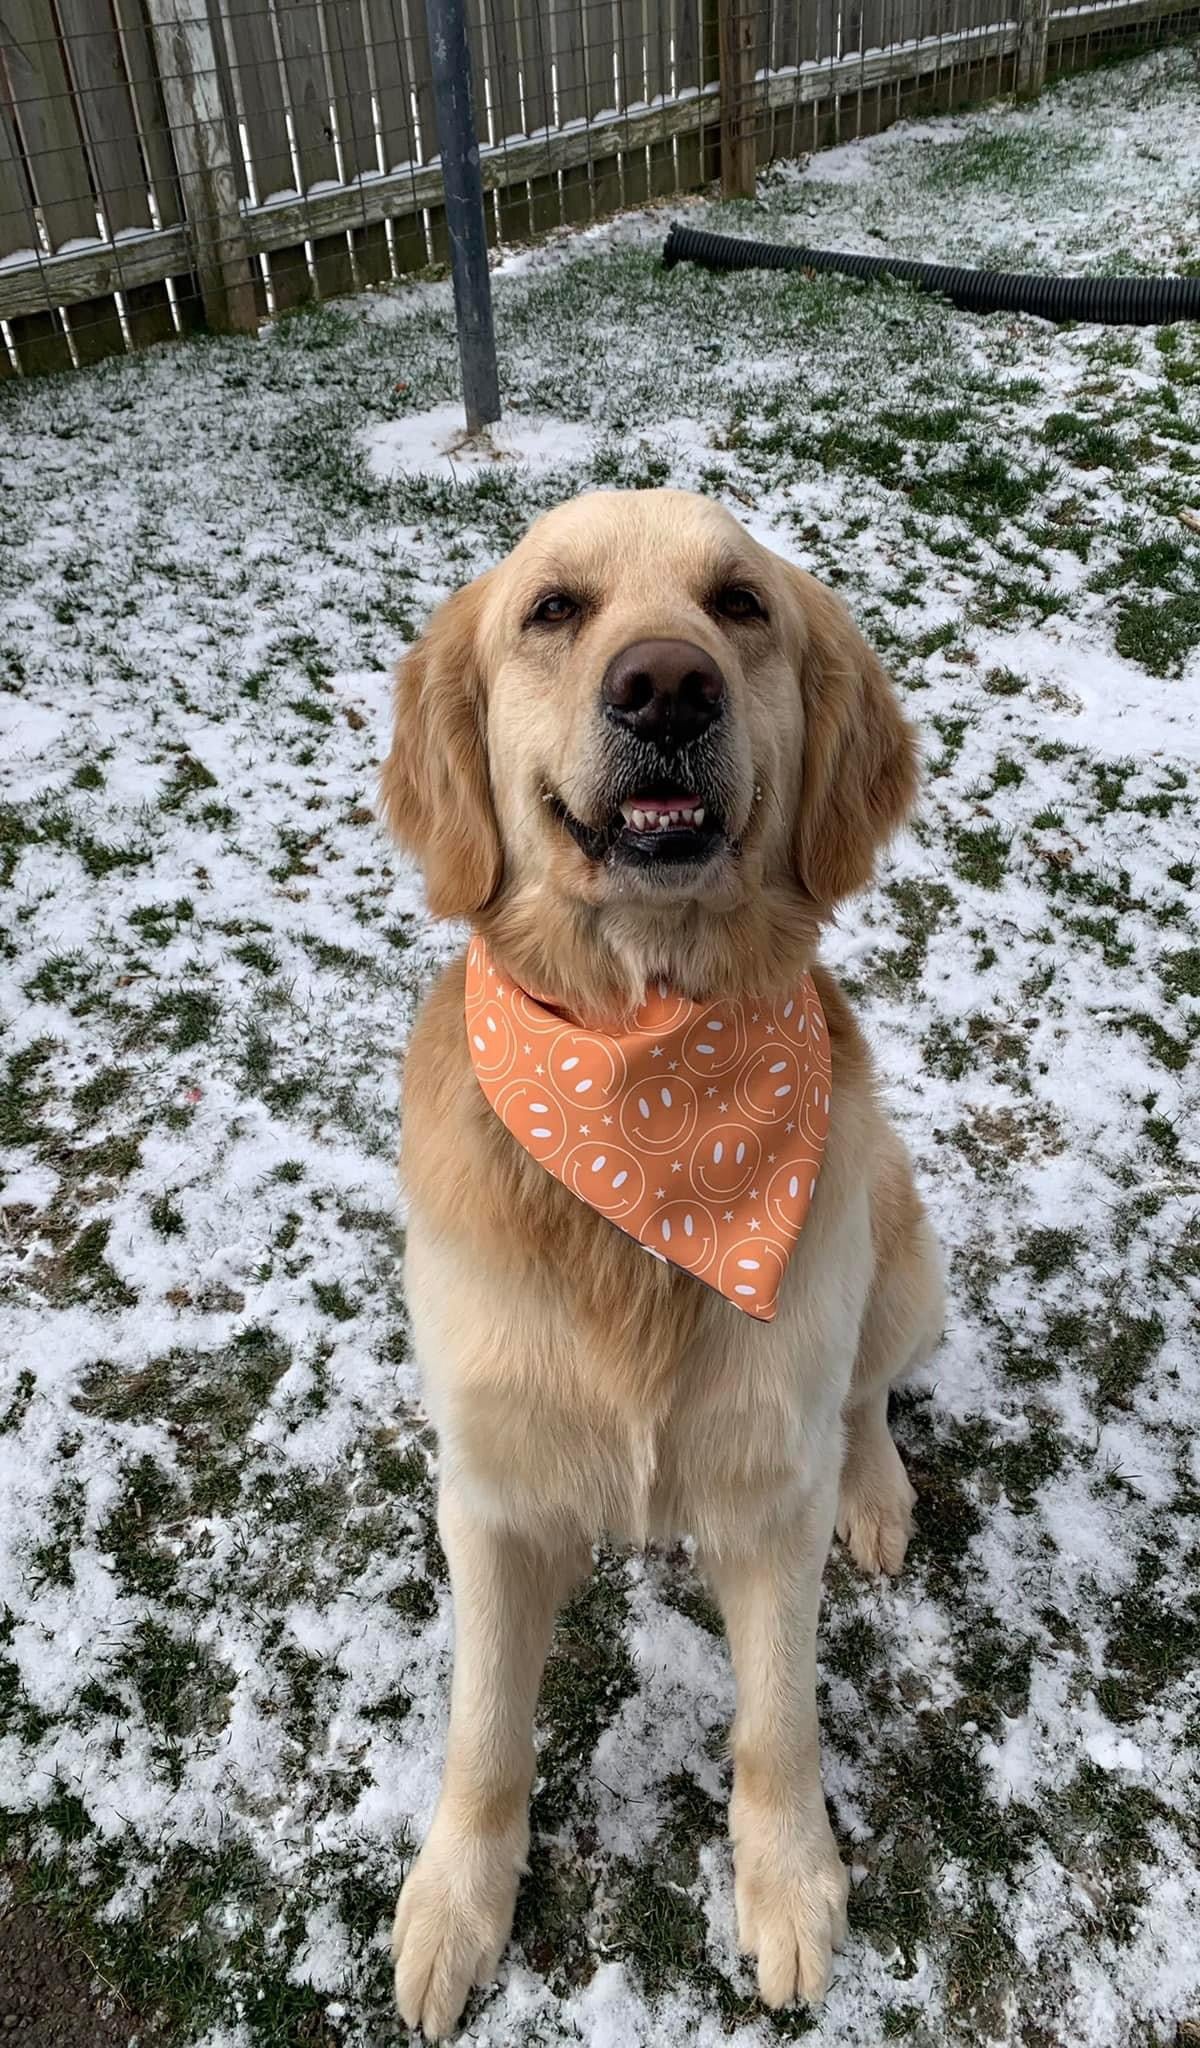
0, 0, 1195, 374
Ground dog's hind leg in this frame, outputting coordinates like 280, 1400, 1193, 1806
836, 1142, 943, 1577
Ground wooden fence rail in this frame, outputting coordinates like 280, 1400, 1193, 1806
0, 0, 1195, 374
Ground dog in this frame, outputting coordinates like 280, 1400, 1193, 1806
380, 487, 944, 2038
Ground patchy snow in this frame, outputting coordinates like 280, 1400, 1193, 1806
747, 56, 1200, 275
363, 403, 596, 480
1, 40, 1198, 2048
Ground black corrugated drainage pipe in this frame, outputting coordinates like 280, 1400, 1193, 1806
661, 221, 1200, 325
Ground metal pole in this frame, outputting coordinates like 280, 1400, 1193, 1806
425, 0, 501, 433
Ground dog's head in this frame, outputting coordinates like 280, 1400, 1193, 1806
382, 490, 917, 1003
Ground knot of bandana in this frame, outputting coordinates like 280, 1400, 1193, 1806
464, 935, 831, 1321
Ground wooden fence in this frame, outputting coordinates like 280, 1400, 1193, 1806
1, 0, 1196, 374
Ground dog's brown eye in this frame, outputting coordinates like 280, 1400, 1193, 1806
530, 592, 578, 626
714, 585, 767, 623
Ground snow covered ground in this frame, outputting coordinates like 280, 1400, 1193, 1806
2, 41, 1199, 2048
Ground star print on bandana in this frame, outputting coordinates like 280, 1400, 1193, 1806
464, 937, 832, 1322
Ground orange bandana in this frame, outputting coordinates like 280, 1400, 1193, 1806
464, 937, 830, 1321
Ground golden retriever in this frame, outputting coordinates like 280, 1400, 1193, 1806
380, 487, 944, 2037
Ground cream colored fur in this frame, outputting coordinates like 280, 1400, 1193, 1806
380, 490, 945, 2037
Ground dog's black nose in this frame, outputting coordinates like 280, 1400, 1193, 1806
601, 639, 726, 751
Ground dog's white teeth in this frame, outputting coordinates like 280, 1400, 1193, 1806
621, 802, 705, 833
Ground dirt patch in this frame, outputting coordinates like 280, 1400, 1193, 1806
0, 1892, 144, 2047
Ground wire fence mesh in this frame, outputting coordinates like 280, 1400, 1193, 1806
1, 0, 1195, 373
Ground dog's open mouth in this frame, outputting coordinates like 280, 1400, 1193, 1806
550, 781, 727, 868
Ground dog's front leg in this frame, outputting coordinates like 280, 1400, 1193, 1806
393, 1486, 585, 2039
703, 1487, 849, 2010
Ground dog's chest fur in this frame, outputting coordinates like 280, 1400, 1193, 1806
401, 960, 871, 1549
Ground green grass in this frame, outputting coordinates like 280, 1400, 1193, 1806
1017, 1226, 1082, 1282
533, 1556, 638, 1833
951, 824, 1010, 889
1042, 409, 1134, 471
868, 878, 958, 992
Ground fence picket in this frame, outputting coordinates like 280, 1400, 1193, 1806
554, 0, 596, 224
2, 0, 95, 249
52, 0, 150, 233
325, 0, 377, 177
580, 0, 622, 213
323, 0, 394, 282
363, 0, 427, 266
270, 0, 357, 293
54, 0, 179, 348
219, 0, 295, 204
672, 0, 705, 189
1, 0, 123, 367
518, 0, 554, 136
399, 0, 448, 257
521, 0, 562, 229
746, 0, 767, 159
273, 0, 337, 185
0, 88, 30, 371
0, 68, 36, 263
212, 0, 310, 309
143, 0, 258, 332
364, 0, 416, 170
474, 0, 530, 237
556, 0, 590, 127
645, 0, 677, 197
108, 0, 188, 228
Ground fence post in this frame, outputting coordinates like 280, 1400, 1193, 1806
718, 0, 757, 200
142, 0, 257, 335
425, 0, 501, 433
1016, 0, 1052, 94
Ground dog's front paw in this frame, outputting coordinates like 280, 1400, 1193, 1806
392, 1821, 523, 2039
731, 1797, 848, 2008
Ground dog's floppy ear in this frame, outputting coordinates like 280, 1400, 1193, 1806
379, 572, 501, 919
787, 568, 918, 911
